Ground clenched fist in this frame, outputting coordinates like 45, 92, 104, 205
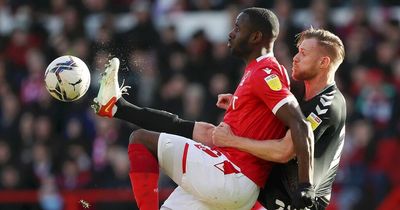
212, 122, 234, 147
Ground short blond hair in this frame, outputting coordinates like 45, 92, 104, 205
296, 28, 345, 66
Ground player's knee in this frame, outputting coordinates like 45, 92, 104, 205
129, 129, 146, 145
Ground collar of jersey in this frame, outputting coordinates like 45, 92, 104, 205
304, 82, 336, 102
246, 52, 275, 70
255, 52, 274, 62
317, 82, 336, 96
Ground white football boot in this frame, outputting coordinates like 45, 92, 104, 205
92, 58, 130, 118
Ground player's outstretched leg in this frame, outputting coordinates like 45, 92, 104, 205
92, 57, 130, 118
128, 129, 160, 210
91, 58, 194, 138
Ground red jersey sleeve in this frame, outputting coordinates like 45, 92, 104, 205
251, 66, 296, 115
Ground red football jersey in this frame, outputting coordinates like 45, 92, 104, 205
219, 53, 296, 187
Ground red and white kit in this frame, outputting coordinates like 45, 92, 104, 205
159, 53, 297, 210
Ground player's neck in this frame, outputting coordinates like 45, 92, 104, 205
245, 45, 273, 64
304, 71, 334, 100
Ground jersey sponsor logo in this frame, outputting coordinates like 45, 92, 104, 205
316, 92, 334, 115
307, 112, 322, 131
264, 74, 282, 91
263, 68, 272, 74
320, 97, 332, 106
324, 90, 336, 96
316, 105, 328, 115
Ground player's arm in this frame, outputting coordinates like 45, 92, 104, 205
212, 123, 294, 163
275, 101, 314, 185
114, 97, 215, 145
251, 67, 314, 208
275, 101, 316, 209
250, 67, 314, 185
192, 122, 216, 146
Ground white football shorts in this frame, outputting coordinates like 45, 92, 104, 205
157, 133, 260, 210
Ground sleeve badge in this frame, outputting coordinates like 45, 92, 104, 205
307, 112, 322, 131
264, 74, 282, 91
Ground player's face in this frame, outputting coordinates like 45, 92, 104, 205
227, 13, 253, 58
292, 38, 323, 81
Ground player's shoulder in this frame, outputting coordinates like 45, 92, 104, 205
252, 57, 286, 80
315, 84, 346, 122
255, 56, 281, 71
249, 55, 291, 90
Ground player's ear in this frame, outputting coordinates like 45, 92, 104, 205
320, 56, 330, 69
250, 31, 263, 44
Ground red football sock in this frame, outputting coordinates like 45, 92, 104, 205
128, 143, 159, 210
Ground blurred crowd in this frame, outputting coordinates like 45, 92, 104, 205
0, 0, 400, 210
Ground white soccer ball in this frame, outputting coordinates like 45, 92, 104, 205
44, 55, 91, 102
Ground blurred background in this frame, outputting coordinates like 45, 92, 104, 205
0, 0, 400, 209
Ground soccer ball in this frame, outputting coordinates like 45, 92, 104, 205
44, 55, 91, 102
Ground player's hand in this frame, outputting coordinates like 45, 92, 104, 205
212, 122, 234, 147
216, 94, 233, 110
292, 183, 315, 209
193, 122, 216, 147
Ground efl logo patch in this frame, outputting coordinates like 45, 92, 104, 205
307, 112, 322, 131
264, 74, 282, 91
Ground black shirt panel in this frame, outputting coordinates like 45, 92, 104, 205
259, 83, 347, 210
